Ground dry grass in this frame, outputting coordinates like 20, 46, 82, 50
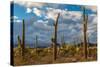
13, 45, 97, 66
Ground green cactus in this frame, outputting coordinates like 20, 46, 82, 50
61, 34, 66, 49
17, 35, 23, 56
17, 35, 21, 48
82, 6, 88, 59
53, 13, 60, 61
22, 19, 25, 57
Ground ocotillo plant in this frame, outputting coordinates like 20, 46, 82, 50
82, 6, 88, 59
22, 19, 25, 57
53, 13, 60, 61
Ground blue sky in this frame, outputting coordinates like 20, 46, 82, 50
11, 1, 97, 46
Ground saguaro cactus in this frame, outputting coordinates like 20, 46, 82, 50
17, 35, 21, 48
53, 13, 60, 61
82, 6, 88, 59
61, 34, 64, 45
22, 19, 25, 57
61, 34, 65, 49
17, 35, 23, 56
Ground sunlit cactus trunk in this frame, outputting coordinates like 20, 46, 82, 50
22, 19, 25, 57
17, 35, 22, 56
82, 6, 88, 59
17, 35, 21, 48
53, 13, 60, 61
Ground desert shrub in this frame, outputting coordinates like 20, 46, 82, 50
35, 48, 48, 57
88, 47, 97, 57
68, 46, 77, 56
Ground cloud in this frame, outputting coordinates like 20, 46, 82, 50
45, 7, 67, 21
58, 23, 68, 31
11, 16, 18, 19
11, 15, 22, 23
62, 11, 82, 21
14, 19, 22, 23
87, 14, 97, 37
14, 0, 45, 8
37, 20, 48, 24
26, 8, 32, 13
13, 13, 97, 45
44, 7, 82, 22
85, 6, 97, 13
33, 8, 42, 17
33, 20, 53, 31
13, 1, 97, 44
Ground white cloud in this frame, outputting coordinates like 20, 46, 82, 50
37, 20, 48, 24
26, 8, 32, 13
90, 14, 97, 25
14, 0, 45, 8
45, 7, 82, 22
33, 20, 52, 31
37, 20, 48, 27
11, 15, 22, 23
33, 8, 41, 17
58, 23, 68, 31
11, 16, 18, 19
37, 20, 44, 23
45, 8, 67, 21
62, 11, 82, 21
85, 6, 97, 12
86, 14, 97, 37
14, 19, 22, 23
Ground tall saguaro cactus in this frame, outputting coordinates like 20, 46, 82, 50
53, 13, 60, 61
22, 19, 25, 57
82, 6, 88, 59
